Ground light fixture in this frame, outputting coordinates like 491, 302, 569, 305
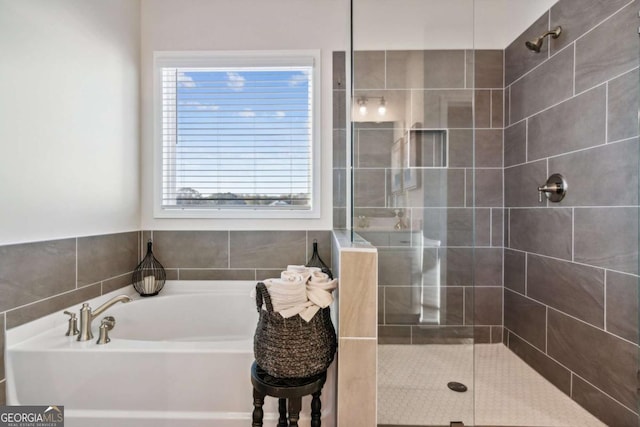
377, 97, 386, 115
356, 96, 387, 116
357, 97, 367, 115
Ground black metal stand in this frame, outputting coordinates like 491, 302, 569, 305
251, 361, 327, 427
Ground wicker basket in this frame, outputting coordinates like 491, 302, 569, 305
253, 282, 337, 378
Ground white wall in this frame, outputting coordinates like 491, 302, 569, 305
140, 0, 349, 231
0, 0, 141, 245
0, 0, 559, 242
354, 0, 559, 50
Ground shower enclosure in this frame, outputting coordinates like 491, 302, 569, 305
346, 0, 640, 426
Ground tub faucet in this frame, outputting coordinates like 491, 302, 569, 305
77, 295, 132, 341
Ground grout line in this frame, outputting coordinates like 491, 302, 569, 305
75, 238, 78, 289
603, 270, 608, 332
572, 43, 576, 96
507, 208, 511, 249
513, 287, 639, 346
384, 50, 387, 89
409, 321, 413, 344
508, 84, 511, 127
489, 89, 493, 128
382, 286, 386, 325
462, 285, 466, 326
570, 373, 574, 397
509, 41, 574, 88
545, 159, 549, 207
505, 327, 640, 415
545, 306, 548, 352
524, 118, 528, 163
511, 0, 634, 92
511, 65, 635, 125
5, 282, 105, 315
489, 208, 493, 247
524, 253, 528, 295
341, 336, 377, 340
605, 82, 609, 143
464, 49, 467, 89
503, 134, 638, 170
571, 208, 575, 262
501, 247, 630, 277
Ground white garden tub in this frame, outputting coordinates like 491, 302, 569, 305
6, 281, 336, 427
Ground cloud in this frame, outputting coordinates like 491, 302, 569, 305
275, 111, 286, 118
226, 72, 245, 90
197, 104, 219, 111
177, 72, 196, 88
289, 70, 310, 87
238, 108, 255, 117
179, 101, 219, 111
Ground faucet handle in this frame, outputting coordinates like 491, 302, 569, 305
537, 173, 567, 203
102, 316, 116, 331
63, 311, 79, 336
96, 317, 115, 345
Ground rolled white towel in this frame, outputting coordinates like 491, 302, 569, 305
251, 267, 338, 322
300, 305, 321, 322
263, 274, 308, 318
306, 270, 337, 308
281, 270, 311, 285
286, 265, 308, 273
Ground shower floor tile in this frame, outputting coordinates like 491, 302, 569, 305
378, 344, 605, 426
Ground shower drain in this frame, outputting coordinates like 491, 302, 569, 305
447, 381, 468, 392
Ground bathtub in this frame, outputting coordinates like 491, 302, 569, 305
6, 281, 336, 427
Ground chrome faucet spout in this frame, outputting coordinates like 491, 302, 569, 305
77, 295, 132, 341
92, 295, 132, 318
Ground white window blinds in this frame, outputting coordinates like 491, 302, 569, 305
159, 55, 316, 215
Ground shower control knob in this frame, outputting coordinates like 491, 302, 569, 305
538, 173, 567, 203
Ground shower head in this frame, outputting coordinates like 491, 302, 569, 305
525, 38, 544, 52
525, 26, 562, 53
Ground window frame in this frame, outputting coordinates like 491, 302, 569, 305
152, 50, 322, 219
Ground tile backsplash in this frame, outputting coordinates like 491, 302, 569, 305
0, 228, 332, 404
0, 231, 139, 404
143, 230, 332, 281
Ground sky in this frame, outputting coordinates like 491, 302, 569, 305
162, 66, 313, 204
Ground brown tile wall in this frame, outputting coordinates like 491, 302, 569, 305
142, 230, 332, 280
333, 51, 347, 229
504, 1, 639, 424
0, 229, 332, 405
0, 231, 139, 405
352, 49, 504, 345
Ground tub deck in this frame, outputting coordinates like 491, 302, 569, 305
6, 281, 336, 427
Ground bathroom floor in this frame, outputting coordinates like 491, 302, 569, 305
378, 344, 605, 426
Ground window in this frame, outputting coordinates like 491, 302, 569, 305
154, 51, 321, 218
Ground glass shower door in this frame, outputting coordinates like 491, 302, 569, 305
351, 1, 479, 425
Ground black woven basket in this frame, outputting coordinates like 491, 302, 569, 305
253, 282, 337, 378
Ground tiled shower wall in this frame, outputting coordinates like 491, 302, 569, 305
0, 229, 331, 405
350, 49, 504, 344
503, 0, 639, 425
333, 51, 347, 229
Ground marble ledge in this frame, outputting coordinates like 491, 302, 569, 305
332, 230, 376, 252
